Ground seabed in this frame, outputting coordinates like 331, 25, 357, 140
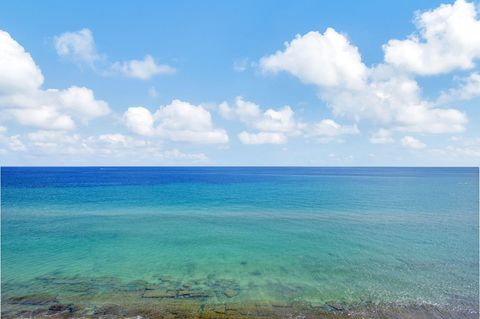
2, 275, 478, 319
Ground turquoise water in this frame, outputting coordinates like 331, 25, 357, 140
1, 167, 479, 312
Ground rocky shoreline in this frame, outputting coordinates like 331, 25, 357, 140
2, 275, 478, 319
2, 298, 478, 319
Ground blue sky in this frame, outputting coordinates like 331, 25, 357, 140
0, 0, 479, 165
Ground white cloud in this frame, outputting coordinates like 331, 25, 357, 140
238, 131, 287, 144
10, 106, 75, 130
259, 1, 478, 136
54, 28, 100, 66
260, 28, 367, 89
124, 107, 155, 136
57, 86, 110, 121
221, 97, 359, 144
54, 29, 174, 80
383, 0, 480, 75
444, 136, 480, 157
437, 72, 480, 103
306, 119, 359, 144
7, 135, 26, 151
0, 128, 25, 152
445, 145, 480, 157
256, 106, 299, 133
221, 97, 302, 133
369, 128, 394, 144
124, 99, 229, 144
219, 97, 261, 121
112, 55, 175, 80
161, 149, 208, 161
310, 119, 358, 137
220, 97, 306, 144
0, 30, 44, 93
155, 100, 213, 132
0, 126, 26, 153
26, 131, 145, 155
0, 29, 110, 130
394, 103, 467, 134
323, 72, 468, 134
261, 25, 468, 135
401, 136, 426, 149
3, 130, 208, 163
97, 133, 133, 145
28, 130, 81, 144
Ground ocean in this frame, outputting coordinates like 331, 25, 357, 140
1, 167, 478, 318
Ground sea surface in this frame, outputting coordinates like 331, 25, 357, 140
1, 167, 479, 317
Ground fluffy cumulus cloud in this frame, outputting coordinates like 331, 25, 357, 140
219, 97, 261, 122
383, 0, 480, 75
220, 97, 304, 144
260, 1, 473, 136
54, 28, 100, 66
221, 96, 358, 144
112, 55, 175, 80
124, 100, 229, 144
9, 106, 75, 130
401, 136, 427, 149
260, 28, 367, 89
0, 30, 44, 94
322, 72, 468, 134
56, 86, 110, 121
54, 29, 174, 79
124, 107, 155, 136
310, 119, 358, 137
256, 106, 299, 133
437, 72, 480, 103
301, 119, 359, 144
0, 30, 110, 130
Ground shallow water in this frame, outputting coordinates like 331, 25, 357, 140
1, 167, 478, 317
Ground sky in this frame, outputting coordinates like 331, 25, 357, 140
0, 0, 479, 166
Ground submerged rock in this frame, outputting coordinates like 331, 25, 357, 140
223, 288, 239, 298
158, 275, 174, 282
6, 293, 58, 305
48, 303, 81, 314
123, 279, 149, 291
202, 304, 226, 315
177, 290, 210, 298
145, 284, 161, 290
93, 303, 128, 316
271, 301, 290, 308
142, 289, 176, 298
327, 303, 345, 311
193, 278, 208, 285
